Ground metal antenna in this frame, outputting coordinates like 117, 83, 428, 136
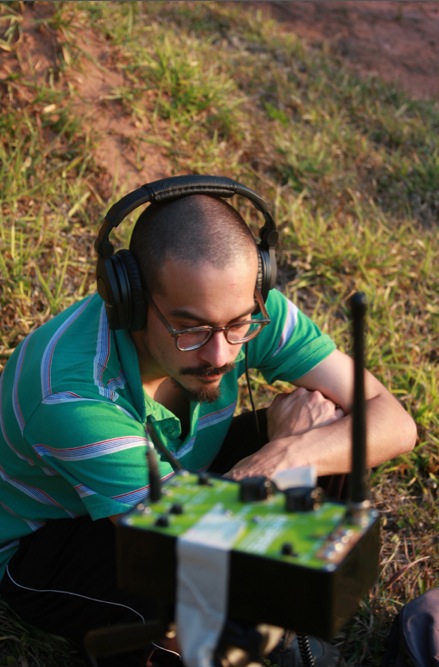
347, 292, 371, 525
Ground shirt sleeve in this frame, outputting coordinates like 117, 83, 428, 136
247, 289, 336, 383
25, 397, 173, 520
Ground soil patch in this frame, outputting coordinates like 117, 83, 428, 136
1, 1, 438, 195
262, 1, 439, 102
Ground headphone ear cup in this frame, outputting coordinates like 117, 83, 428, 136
117, 249, 147, 331
257, 245, 277, 302
96, 254, 123, 330
96, 249, 146, 331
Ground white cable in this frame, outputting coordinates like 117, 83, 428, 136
150, 641, 181, 658
5, 564, 145, 623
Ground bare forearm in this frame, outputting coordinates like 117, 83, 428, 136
227, 392, 416, 480
283, 391, 416, 475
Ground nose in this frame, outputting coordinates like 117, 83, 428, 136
198, 330, 237, 369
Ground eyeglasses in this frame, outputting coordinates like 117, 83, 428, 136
145, 287, 271, 352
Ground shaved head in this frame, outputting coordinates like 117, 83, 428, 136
129, 194, 258, 293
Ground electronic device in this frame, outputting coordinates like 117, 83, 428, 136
117, 468, 379, 641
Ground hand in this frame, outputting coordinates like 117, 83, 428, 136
224, 389, 346, 481
266, 387, 345, 441
224, 438, 292, 481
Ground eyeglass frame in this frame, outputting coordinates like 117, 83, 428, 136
144, 286, 271, 352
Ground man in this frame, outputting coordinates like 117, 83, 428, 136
0, 179, 416, 667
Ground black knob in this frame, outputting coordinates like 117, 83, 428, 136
198, 472, 212, 486
169, 503, 184, 515
284, 486, 324, 512
155, 515, 170, 527
280, 542, 297, 557
239, 476, 274, 502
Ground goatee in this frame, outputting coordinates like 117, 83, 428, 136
175, 362, 236, 403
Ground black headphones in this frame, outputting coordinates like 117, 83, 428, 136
95, 175, 279, 331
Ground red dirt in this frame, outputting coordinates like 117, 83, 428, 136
1, 1, 438, 193
261, 1, 439, 102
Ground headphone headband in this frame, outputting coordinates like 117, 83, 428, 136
95, 175, 279, 330
95, 175, 278, 259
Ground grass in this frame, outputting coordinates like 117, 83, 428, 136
0, 1, 438, 665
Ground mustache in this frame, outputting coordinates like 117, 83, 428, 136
180, 363, 236, 378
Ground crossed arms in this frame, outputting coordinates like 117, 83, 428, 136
227, 349, 417, 480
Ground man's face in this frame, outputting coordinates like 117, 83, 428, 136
139, 255, 259, 402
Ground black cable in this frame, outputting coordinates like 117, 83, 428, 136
145, 420, 184, 503
244, 343, 262, 448
146, 420, 183, 471
145, 442, 162, 503
297, 634, 316, 667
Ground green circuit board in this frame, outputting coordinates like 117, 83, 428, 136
121, 472, 371, 570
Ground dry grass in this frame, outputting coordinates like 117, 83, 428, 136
0, 2, 438, 665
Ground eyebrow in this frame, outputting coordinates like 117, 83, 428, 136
169, 302, 256, 326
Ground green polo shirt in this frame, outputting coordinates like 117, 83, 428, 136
0, 289, 335, 580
